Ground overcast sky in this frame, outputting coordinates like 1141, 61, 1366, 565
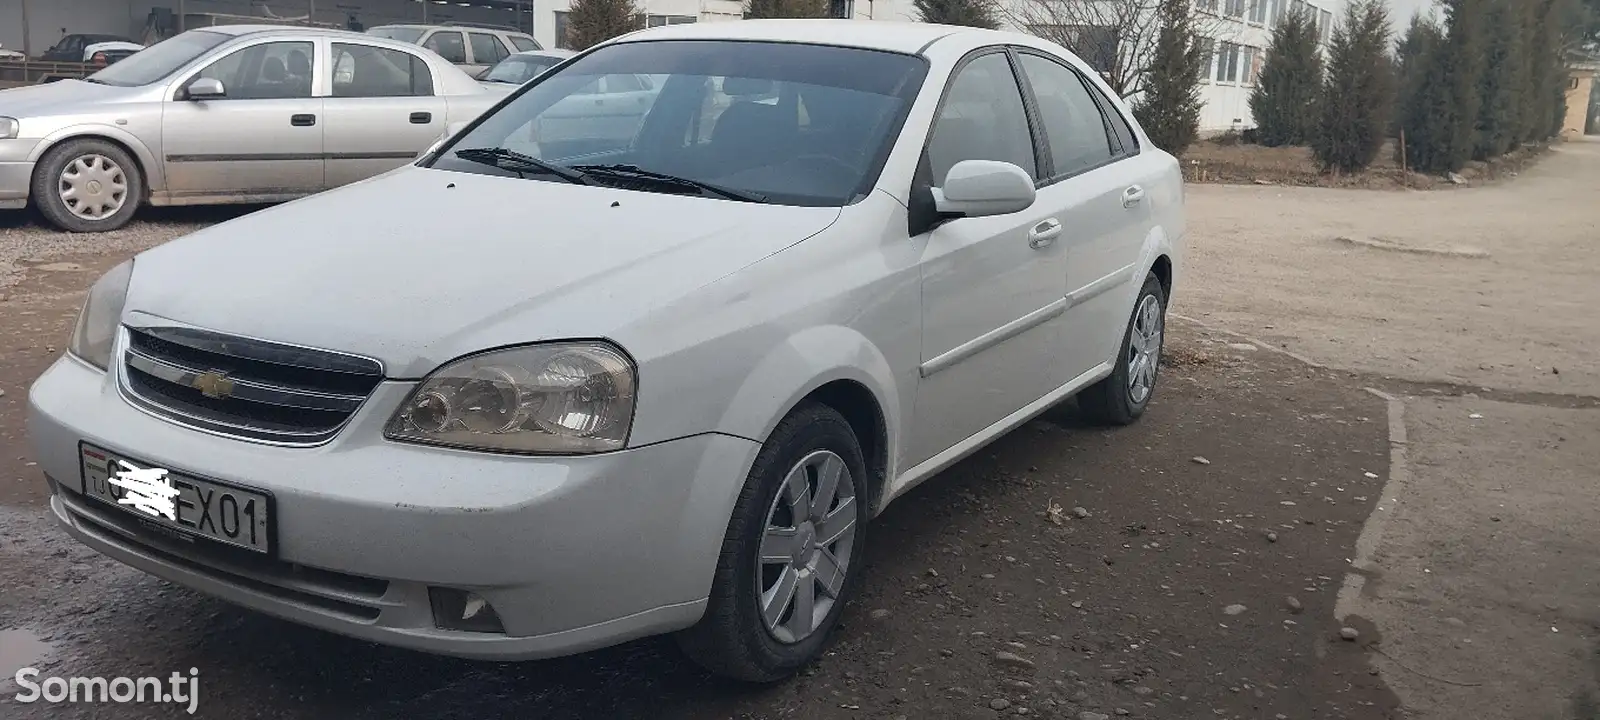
1386, 0, 1440, 29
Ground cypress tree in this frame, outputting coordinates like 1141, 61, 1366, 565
1314, 0, 1396, 173
564, 0, 644, 50
914, 0, 1000, 28
1437, 0, 1490, 171
1132, 0, 1205, 154
1474, 0, 1525, 158
1249, 8, 1324, 147
1398, 16, 1454, 172
1392, 13, 1431, 141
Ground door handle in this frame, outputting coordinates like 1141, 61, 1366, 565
1122, 185, 1146, 208
1029, 219, 1063, 249
290, 114, 317, 127
409, 111, 433, 124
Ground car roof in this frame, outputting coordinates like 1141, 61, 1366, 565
511, 49, 576, 59
611, 20, 1006, 55
196, 24, 377, 40
370, 23, 528, 33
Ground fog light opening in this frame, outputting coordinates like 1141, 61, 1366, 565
428, 587, 506, 633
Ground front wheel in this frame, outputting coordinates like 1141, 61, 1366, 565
31, 138, 142, 233
676, 402, 869, 682
1079, 272, 1167, 426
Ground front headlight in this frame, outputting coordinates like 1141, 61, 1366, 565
0, 117, 17, 140
68, 260, 133, 370
385, 342, 637, 454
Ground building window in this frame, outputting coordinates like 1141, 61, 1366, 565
1242, 46, 1259, 85
1249, 0, 1269, 24
1225, 0, 1246, 18
1196, 37, 1216, 83
829, 0, 855, 17
1272, 0, 1286, 25
1215, 42, 1241, 83
553, 10, 569, 49
1197, 0, 1219, 13
645, 14, 697, 26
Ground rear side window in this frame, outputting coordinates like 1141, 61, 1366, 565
509, 35, 541, 52
1016, 53, 1114, 177
423, 31, 466, 64
469, 33, 510, 64
331, 43, 434, 97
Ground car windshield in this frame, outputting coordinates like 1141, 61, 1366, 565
368, 27, 425, 44
483, 55, 564, 85
85, 30, 228, 86
429, 40, 928, 207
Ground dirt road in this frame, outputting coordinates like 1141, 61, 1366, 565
1184, 139, 1600, 720
2, 140, 1598, 720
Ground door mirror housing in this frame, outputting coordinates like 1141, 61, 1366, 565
932, 160, 1036, 218
186, 77, 226, 100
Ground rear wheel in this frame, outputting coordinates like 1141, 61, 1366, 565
32, 138, 142, 233
677, 402, 869, 682
1079, 272, 1166, 426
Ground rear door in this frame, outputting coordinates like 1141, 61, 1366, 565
466, 32, 512, 74
161, 39, 324, 200
322, 41, 447, 188
1012, 48, 1153, 384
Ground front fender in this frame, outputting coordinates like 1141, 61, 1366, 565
29, 123, 164, 192
712, 325, 905, 512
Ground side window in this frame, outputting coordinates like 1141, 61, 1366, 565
509, 36, 540, 52
331, 43, 434, 98
605, 73, 644, 93
1017, 53, 1114, 178
191, 41, 314, 100
423, 31, 466, 64
469, 33, 509, 65
926, 52, 1037, 185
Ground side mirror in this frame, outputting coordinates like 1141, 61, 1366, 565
186, 77, 225, 100
932, 160, 1036, 218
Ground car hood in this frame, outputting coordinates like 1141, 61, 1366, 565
124, 166, 842, 378
0, 79, 146, 117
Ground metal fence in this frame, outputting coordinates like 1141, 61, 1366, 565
0, 59, 96, 89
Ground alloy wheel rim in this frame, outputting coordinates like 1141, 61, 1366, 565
1127, 294, 1163, 405
58, 154, 129, 221
756, 449, 857, 645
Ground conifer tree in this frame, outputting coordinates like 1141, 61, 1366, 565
1132, 0, 1206, 154
564, 0, 644, 50
1249, 8, 1324, 146
1313, 0, 1395, 172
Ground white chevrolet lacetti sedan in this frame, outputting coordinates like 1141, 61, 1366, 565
28, 20, 1183, 681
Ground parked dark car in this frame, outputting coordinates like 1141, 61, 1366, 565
38, 34, 138, 63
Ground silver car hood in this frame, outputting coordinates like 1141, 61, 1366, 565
0, 79, 151, 117
124, 165, 841, 378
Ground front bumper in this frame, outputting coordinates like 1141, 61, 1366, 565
29, 353, 761, 660
0, 139, 41, 209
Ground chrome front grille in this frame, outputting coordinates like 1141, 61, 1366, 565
119, 324, 385, 445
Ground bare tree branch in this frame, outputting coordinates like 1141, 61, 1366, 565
1001, 0, 1239, 98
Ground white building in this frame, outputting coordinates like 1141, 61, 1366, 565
1193, 0, 1344, 132
1, 0, 904, 58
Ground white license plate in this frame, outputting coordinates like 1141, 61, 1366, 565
79, 443, 274, 554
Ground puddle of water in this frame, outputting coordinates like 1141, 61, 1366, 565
0, 628, 55, 685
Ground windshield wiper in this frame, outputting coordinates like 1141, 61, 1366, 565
454, 147, 593, 185
571, 164, 767, 203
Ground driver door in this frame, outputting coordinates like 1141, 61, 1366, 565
162, 39, 324, 201
907, 50, 1068, 467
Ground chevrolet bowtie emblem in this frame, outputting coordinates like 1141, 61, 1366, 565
192, 371, 235, 399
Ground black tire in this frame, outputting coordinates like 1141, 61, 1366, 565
31, 138, 143, 233
677, 402, 870, 682
1079, 272, 1167, 426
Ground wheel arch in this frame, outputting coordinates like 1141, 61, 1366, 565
29, 125, 161, 202
712, 325, 904, 518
